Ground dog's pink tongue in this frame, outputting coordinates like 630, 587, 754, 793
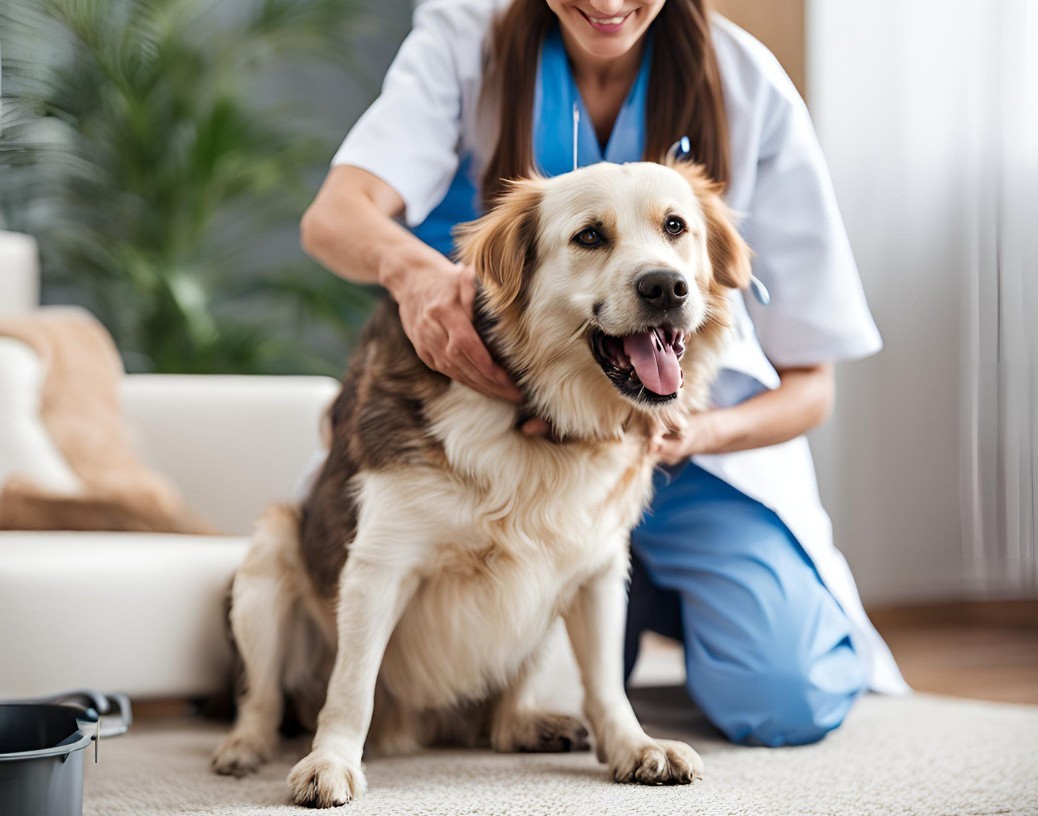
623, 329, 682, 396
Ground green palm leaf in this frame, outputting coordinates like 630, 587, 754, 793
0, 0, 388, 374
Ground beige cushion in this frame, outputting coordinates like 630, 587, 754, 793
0, 309, 211, 534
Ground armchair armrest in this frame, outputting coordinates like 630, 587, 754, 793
121, 375, 338, 535
0, 231, 41, 316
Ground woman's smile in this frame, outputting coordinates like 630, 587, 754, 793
548, 0, 664, 66
579, 8, 635, 33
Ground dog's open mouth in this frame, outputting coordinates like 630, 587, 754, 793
590, 327, 686, 404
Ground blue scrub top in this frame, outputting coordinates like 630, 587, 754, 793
411, 23, 653, 258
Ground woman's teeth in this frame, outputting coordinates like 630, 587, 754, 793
588, 12, 630, 24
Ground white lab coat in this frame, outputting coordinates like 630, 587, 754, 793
331, 0, 908, 694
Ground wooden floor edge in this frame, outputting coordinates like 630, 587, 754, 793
866, 598, 1038, 628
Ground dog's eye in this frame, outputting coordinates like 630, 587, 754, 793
664, 216, 686, 237
573, 227, 603, 248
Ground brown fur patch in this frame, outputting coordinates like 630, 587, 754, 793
666, 161, 752, 290
433, 541, 513, 581
575, 211, 617, 247
299, 301, 449, 598
645, 204, 672, 237
453, 180, 543, 315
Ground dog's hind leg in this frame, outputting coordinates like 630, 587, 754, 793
212, 505, 303, 777
489, 646, 590, 753
365, 682, 427, 756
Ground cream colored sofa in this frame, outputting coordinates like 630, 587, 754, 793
0, 232, 338, 700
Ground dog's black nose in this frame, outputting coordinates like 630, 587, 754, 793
636, 270, 689, 310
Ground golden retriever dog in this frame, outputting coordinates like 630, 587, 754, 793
211, 159, 750, 807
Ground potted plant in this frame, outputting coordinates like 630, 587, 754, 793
0, 0, 393, 374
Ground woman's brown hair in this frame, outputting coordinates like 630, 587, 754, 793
479, 0, 730, 206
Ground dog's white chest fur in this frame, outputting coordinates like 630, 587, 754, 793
357, 385, 654, 709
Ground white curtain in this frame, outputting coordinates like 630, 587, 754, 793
960, 0, 1038, 595
808, 0, 1037, 601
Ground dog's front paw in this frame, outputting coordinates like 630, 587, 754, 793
288, 749, 367, 808
211, 729, 277, 777
611, 738, 704, 786
492, 711, 591, 753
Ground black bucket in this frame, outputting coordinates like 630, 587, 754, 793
0, 691, 131, 816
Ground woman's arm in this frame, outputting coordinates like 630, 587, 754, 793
652, 364, 834, 463
300, 165, 520, 402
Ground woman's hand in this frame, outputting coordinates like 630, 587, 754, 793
302, 166, 521, 403
381, 256, 522, 403
651, 411, 725, 465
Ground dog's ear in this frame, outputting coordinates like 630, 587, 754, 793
666, 160, 752, 290
453, 179, 543, 313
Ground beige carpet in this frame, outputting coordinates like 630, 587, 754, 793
83, 689, 1038, 816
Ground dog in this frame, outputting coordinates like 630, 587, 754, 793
211, 159, 750, 807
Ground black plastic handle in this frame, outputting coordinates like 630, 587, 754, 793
4, 689, 133, 738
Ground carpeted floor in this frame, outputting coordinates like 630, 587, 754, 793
83, 689, 1038, 816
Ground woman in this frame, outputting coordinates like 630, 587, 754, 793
300, 0, 908, 748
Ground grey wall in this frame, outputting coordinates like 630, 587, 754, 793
243, 0, 413, 268
806, 1, 976, 604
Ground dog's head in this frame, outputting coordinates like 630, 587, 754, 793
454, 161, 751, 439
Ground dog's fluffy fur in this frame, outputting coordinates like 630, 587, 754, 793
212, 161, 750, 807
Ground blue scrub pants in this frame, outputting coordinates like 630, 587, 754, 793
625, 463, 867, 747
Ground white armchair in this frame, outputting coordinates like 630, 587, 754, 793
0, 232, 339, 701
0, 231, 40, 318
